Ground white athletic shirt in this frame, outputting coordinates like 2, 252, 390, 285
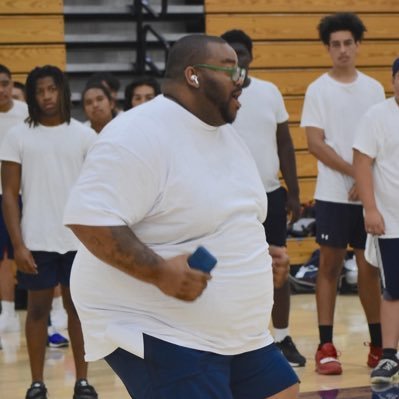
64, 95, 274, 361
0, 119, 97, 252
0, 100, 28, 194
301, 72, 385, 203
233, 77, 288, 193
353, 97, 399, 238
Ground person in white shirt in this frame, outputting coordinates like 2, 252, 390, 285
0, 64, 28, 335
0, 65, 98, 399
63, 34, 299, 399
353, 57, 399, 384
301, 12, 384, 375
221, 29, 305, 368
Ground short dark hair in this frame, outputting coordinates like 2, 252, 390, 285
123, 77, 161, 111
0, 64, 11, 78
87, 72, 120, 92
164, 34, 227, 80
220, 29, 253, 57
82, 82, 116, 118
25, 65, 71, 127
318, 12, 366, 45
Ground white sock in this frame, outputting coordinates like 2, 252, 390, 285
52, 296, 64, 311
1, 300, 15, 316
274, 328, 289, 343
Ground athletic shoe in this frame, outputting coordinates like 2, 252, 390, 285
315, 343, 342, 375
47, 332, 69, 348
371, 383, 399, 399
25, 381, 47, 399
0, 312, 20, 332
367, 343, 383, 368
276, 336, 306, 367
73, 379, 98, 399
371, 358, 399, 384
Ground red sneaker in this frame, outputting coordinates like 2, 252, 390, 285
366, 343, 382, 368
315, 343, 342, 375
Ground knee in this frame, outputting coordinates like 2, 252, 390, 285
28, 303, 50, 321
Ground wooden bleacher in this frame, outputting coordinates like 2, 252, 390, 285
0, 0, 66, 83
205, 0, 399, 264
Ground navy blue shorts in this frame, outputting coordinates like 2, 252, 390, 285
376, 238, 399, 300
315, 200, 366, 249
17, 251, 76, 291
263, 187, 287, 247
0, 195, 22, 260
105, 335, 299, 399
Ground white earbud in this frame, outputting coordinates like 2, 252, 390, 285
190, 75, 199, 85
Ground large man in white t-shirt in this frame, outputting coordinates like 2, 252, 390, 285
221, 29, 305, 368
63, 34, 299, 399
301, 12, 384, 375
0, 64, 28, 335
0, 65, 98, 399
353, 58, 399, 385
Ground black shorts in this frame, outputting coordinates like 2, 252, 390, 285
315, 200, 366, 249
376, 238, 399, 300
17, 251, 77, 291
263, 187, 287, 247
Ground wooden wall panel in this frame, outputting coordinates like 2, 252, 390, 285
252, 41, 398, 68
0, 45, 66, 74
0, 0, 63, 14
0, 16, 64, 44
207, 14, 399, 40
206, 0, 399, 13
287, 237, 318, 265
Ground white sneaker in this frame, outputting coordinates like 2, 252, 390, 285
50, 308, 68, 331
0, 312, 20, 333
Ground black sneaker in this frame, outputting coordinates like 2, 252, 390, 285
371, 358, 399, 384
73, 379, 98, 399
276, 336, 306, 367
25, 382, 48, 399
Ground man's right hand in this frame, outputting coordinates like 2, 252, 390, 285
14, 245, 37, 274
155, 254, 211, 301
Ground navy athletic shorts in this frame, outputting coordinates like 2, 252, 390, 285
264, 187, 287, 247
315, 200, 366, 249
17, 251, 76, 291
105, 335, 299, 399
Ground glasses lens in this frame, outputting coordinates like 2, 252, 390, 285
233, 68, 246, 84
231, 67, 240, 82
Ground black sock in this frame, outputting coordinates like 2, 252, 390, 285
368, 323, 382, 347
319, 325, 333, 345
382, 348, 397, 360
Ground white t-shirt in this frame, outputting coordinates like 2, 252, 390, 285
0, 119, 97, 253
353, 97, 399, 238
301, 72, 385, 203
0, 100, 28, 194
233, 77, 288, 193
64, 95, 274, 361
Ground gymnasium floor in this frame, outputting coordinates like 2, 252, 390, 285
1, 293, 397, 398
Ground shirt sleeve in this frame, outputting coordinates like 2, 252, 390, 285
352, 108, 380, 159
64, 139, 162, 228
300, 84, 324, 129
0, 126, 22, 164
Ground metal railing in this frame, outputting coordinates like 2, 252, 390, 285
132, 0, 171, 76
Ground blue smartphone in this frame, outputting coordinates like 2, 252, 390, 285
187, 246, 217, 273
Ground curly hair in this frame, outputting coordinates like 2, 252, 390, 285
318, 13, 366, 45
